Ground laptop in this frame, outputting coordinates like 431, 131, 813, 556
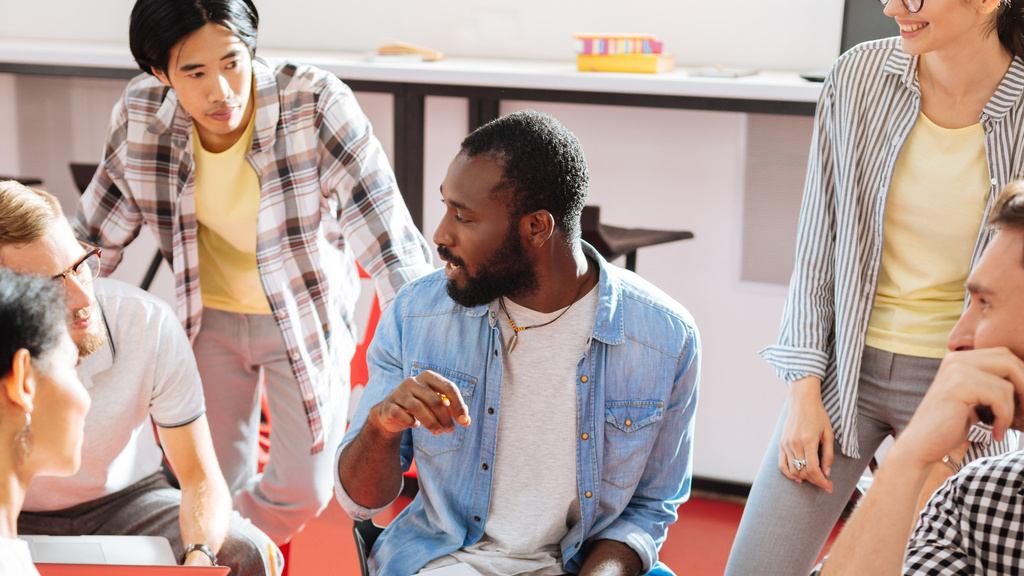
21, 535, 229, 575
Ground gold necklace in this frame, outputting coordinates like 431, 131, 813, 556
499, 265, 594, 354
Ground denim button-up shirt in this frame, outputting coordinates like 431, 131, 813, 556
336, 243, 700, 575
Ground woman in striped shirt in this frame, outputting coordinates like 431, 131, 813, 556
727, 1, 1024, 574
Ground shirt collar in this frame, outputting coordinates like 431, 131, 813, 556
883, 43, 1024, 123
882, 43, 919, 93
465, 241, 625, 344
250, 57, 281, 153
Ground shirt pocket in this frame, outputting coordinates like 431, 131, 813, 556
602, 400, 665, 490
409, 362, 478, 458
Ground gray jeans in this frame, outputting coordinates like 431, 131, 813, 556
725, 346, 1018, 576
193, 307, 349, 545
18, 472, 281, 575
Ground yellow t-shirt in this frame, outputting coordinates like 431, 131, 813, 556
193, 113, 271, 314
865, 113, 988, 358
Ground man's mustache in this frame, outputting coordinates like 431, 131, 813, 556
437, 246, 464, 269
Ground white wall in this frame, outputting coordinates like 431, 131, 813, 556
0, 1, 846, 72
0, 0, 846, 485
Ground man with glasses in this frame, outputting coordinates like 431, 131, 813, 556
0, 181, 278, 575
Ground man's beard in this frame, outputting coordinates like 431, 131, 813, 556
70, 304, 106, 358
440, 227, 538, 308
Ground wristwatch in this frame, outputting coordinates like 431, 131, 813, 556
181, 543, 218, 566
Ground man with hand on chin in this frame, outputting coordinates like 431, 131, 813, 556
817, 183, 1024, 575
336, 110, 700, 576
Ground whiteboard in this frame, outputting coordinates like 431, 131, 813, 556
0, 0, 845, 72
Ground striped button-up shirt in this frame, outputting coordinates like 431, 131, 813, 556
75, 57, 434, 453
761, 38, 1024, 459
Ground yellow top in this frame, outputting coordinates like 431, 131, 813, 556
865, 113, 988, 358
192, 112, 271, 314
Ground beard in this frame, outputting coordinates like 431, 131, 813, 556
440, 227, 538, 309
70, 303, 106, 358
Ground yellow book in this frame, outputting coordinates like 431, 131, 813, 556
577, 53, 674, 74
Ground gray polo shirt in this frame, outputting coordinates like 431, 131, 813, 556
23, 278, 205, 511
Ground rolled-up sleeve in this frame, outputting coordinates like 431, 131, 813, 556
334, 284, 415, 520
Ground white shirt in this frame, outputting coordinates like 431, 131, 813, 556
1, 538, 39, 576
423, 286, 598, 575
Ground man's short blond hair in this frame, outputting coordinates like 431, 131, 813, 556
0, 180, 64, 248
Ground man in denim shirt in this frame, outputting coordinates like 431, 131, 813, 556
336, 111, 700, 576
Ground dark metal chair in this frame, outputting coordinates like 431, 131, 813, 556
353, 519, 386, 576
580, 205, 693, 272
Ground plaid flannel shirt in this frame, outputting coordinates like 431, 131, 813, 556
74, 57, 434, 453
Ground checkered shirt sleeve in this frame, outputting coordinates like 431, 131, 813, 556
904, 452, 1024, 575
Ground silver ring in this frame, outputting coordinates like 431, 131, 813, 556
792, 458, 807, 472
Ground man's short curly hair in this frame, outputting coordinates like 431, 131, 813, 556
460, 110, 589, 242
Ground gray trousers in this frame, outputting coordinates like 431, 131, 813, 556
18, 472, 280, 575
193, 308, 349, 545
725, 347, 996, 576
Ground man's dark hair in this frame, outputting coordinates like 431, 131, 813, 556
0, 269, 66, 376
460, 110, 589, 242
129, 0, 259, 76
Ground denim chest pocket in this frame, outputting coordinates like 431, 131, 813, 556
409, 362, 478, 457
602, 400, 665, 489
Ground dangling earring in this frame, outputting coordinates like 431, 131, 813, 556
13, 413, 34, 466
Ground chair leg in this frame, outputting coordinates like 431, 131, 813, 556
625, 251, 637, 272
140, 251, 164, 291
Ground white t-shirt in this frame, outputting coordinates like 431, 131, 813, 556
423, 286, 598, 576
23, 278, 206, 511
1, 538, 39, 576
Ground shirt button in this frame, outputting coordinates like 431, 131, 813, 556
581, 433, 589, 440
580, 376, 588, 383
585, 491, 592, 498
624, 419, 632, 427
482, 463, 489, 471
291, 352, 300, 361
494, 350, 498, 357
991, 178, 998, 186
305, 392, 314, 400
474, 516, 481, 522
487, 407, 495, 415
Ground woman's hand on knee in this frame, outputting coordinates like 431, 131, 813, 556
777, 376, 835, 493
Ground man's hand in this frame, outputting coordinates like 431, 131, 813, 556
338, 370, 472, 511
896, 347, 1024, 471
778, 375, 834, 492
369, 370, 472, 437
821, 347, 1024, 576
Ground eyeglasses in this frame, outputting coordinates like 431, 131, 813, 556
879, 0, 923, 13
52, 243, 102, 287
